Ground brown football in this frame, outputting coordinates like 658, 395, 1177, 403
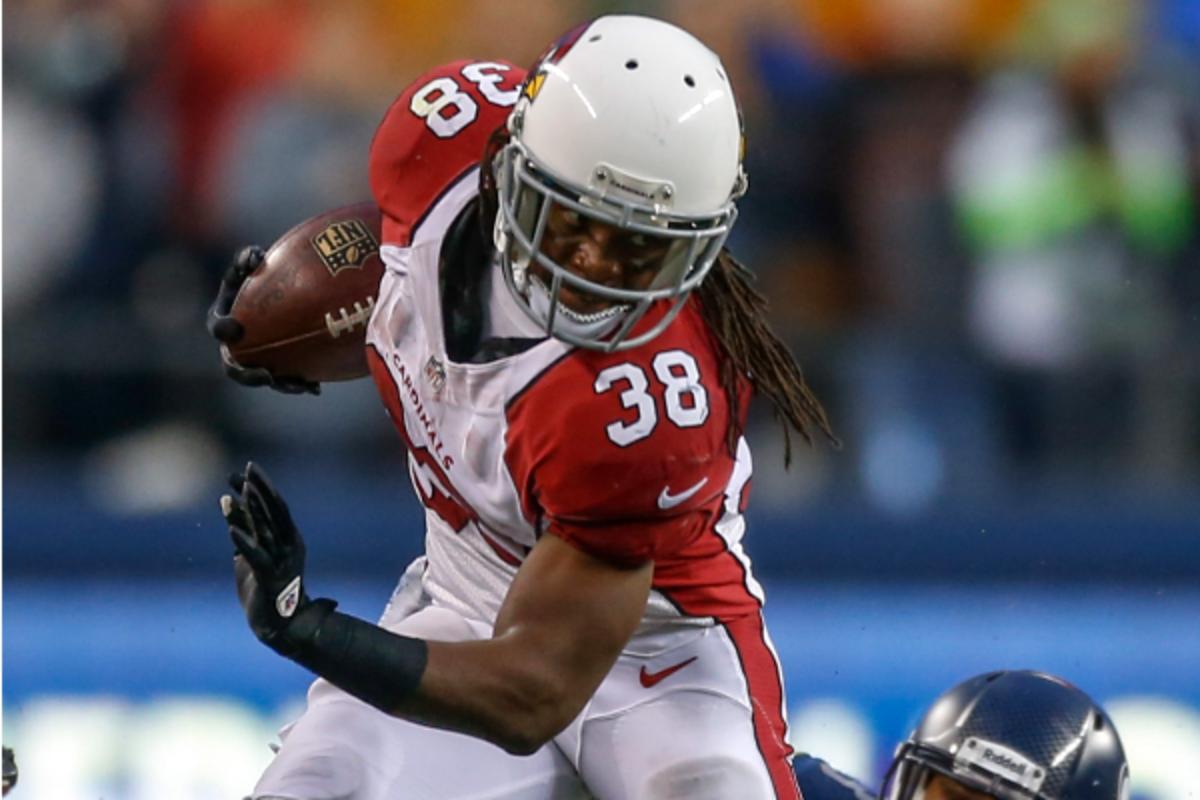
227, 202, 384, 383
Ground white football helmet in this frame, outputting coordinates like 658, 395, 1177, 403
494, 15, 748, 351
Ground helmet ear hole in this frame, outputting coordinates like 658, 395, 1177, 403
625, 59, 638, 70
684, 75, 695, 88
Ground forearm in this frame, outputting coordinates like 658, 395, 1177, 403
277, 601, 576, 754
399, 638, 578, 753
276, 600, 428, 712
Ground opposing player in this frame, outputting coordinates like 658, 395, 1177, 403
211, 15, 835, 799
2, 746, 16, 797
791, 670, 1130, 800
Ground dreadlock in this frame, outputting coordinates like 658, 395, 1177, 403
478, 124, 837, 465
477, 125, 510, 244
695, 250, 839, 466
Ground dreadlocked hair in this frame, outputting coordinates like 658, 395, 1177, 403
695, 250, 839, 466
477, 124, 510, 243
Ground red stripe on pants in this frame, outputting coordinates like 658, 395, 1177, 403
722, 613, 802, 800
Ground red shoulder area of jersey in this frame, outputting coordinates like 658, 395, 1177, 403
369, 59, 525, 247
504, 300, 751, 566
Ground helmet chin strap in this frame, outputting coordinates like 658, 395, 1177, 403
525, 274, 626, 339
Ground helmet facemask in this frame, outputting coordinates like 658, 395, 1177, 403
884, 744, 1044, 800
494, 137, 737, 351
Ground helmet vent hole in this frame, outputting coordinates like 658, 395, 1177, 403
625, 59, 639, 70
684, 74, 695, 87
589, 34, 601, 42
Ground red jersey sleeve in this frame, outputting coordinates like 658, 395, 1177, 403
504, 304, 750, 566
369, 60, 525, 246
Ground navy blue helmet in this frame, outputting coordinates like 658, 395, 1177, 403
881, 670, 1129, 800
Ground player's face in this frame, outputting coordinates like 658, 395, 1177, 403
920, 773, 995, 800
533, 202, 671, 315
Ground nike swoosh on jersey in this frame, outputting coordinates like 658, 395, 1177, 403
657, 477, 708, 509
639, 656, 699, 688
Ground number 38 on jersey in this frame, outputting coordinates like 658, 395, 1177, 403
409, 62, 520, 138
594, 350, 709, 447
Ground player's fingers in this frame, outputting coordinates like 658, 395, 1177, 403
221, 349, 273, 387
222, 494, 252, 559
272, 377, 321, 396
241, 475, 273, 531
228, 467, 278, 554
241, 475, 281, 553
232, 552, 270, 615
295, 379, 321, 396
218, 343, 319, 395
220, 493, 254, 534
229, 521, 274, 575
231, 245, 265, 281
219, 493, 242, 524
245, 462, 293, 527
219, 345, 259, 380
209, 313, 244, 343
221, 494, 260, 551
232, 368, 274, 388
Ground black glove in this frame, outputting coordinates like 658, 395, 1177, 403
219, 461, 429, 710
221, 461, 334, 655
2, 746, 16, 796
207, 246, 320, 395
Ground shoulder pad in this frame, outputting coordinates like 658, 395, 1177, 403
370, 60, 525, 246
504, 304, 746, 563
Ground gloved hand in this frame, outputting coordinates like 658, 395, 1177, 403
207, 246, 320, 395
221, 462, 333, 654
220, 462, 429, 711
2, 746, 16, 796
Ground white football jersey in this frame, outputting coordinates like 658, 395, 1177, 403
365, 59, 767, 637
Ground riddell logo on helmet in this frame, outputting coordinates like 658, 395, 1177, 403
609, 176, 653, 201
956, 738, 1045, 793
594, 165, 667, 204
982, 747, 1026, 776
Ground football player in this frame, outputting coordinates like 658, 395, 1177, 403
210, 15, 835, 800
791, 670, 1130, 800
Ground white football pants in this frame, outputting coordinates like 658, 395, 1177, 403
251, 563, 793, 799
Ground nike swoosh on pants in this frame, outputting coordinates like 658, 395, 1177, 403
639, 656, 698, 688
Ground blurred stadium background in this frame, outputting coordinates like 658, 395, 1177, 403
3, 0, 1199, 797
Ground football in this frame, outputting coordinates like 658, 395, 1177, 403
226, 202, 384, 383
